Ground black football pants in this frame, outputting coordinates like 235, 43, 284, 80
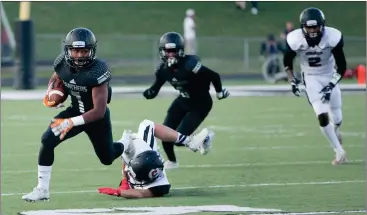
38, 107, 124, 166
162, 95, 213, 162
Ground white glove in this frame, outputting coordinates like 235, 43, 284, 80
216, 88, 230, 100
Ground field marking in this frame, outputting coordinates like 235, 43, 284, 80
2, 159, 364, 174
249, 210, 366, 215
2, 180, 364, 197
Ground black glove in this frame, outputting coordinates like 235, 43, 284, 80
290, 78, 301, 97
319, 83, 335, 104
143, 88, 158, 99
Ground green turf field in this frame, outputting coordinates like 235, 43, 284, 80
1, 94, 365, 215
2, 2, 366, 76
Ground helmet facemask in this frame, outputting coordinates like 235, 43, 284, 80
301, 20, 324, 41
159, 43, 185, 67
64, 41, 96, 68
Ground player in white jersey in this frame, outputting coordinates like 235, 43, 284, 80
283, 7, 347, 165
97, 119, 215, 198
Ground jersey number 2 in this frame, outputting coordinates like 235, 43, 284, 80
308, 57, 321, 67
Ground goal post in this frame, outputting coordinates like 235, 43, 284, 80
14, 1, 36, 90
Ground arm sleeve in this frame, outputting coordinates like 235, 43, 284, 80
331, 36, 347, 77
283, 41, 297, 71
197, 65, 223, 93
186, 56, 223, 92
150, 65, 166, 92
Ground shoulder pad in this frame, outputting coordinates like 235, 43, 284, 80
324, 27, 342, 47
286, 29, 304, 51
89, 59, 112, 85
185, 55, 202, 73
53, 54, 65, 71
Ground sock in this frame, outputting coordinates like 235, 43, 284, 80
320, 123, 344, 152
162, 142, 176, 162
37, 165, 52, 190
176, 132, 191, 146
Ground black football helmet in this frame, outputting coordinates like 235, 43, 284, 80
63, 27, 97, 68
299, 7, 326, 44
126, 150, 164, 186
158, 32, 185, 67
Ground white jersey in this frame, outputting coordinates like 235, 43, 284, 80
122, 119, 170, 190
286, 26, 342, 76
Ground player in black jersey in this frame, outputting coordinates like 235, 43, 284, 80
22, 27, 135, 202
143, 32, 230, 169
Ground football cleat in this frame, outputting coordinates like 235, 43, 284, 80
22, 187, 50, 202
332, 150, 346, 165
200, 130, 215, 155
164, 160, 179, 170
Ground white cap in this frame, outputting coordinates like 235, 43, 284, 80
186, 9, 195, 16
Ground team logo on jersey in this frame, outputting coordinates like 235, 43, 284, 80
63, 80, 88, 92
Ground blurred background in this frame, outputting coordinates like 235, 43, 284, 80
1, 1, 366, 87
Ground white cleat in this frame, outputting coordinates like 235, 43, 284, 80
186, 128, 208, 153
186, 128, 214, 155
22, 187, 50, 202
164, 160, 179, 170
332, 150, 346, 165
200, 130, 215, 155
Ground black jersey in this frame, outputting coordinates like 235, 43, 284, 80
151, 55, 223, 99
54, 54, 112, 113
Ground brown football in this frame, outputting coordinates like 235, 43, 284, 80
48, 78, 68, 105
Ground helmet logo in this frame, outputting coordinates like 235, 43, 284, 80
306, 20, 317, 26
165, 43, 176, 49
72, 41, 86, 48
148, 168, 161, 180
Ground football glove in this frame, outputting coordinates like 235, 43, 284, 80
290, 78, 301, 97
50, 118, 74, 140
216, 88, 230, 100
320, 83, 335, 104
43, 95, 65, 109
97, 187, 120, 196
143, 88, 158, 99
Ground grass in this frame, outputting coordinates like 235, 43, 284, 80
1, 93, 365, 215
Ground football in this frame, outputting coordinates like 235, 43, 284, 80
47, 78, 68, 105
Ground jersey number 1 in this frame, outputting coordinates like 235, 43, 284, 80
308, 57, 321, 67
71, 91, 85, 113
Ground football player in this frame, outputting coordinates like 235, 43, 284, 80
97, 119, 215, 198
22, 27, 146, 202
283, 8, 347, 165
143, 32, 229, 169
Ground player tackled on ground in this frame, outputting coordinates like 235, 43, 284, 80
23, 27, 127, 202
97, 119, 214, 198
283, 8, 347, 165
143, 32, 229, 169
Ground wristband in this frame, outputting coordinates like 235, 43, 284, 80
71, 116, 85, 126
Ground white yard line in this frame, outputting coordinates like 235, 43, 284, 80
2, 159, 364, 174
249, 210, 366, 215
2, 180, 364, 197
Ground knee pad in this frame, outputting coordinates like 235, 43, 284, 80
329, 108, 343, 125
317, 113, 329, 127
